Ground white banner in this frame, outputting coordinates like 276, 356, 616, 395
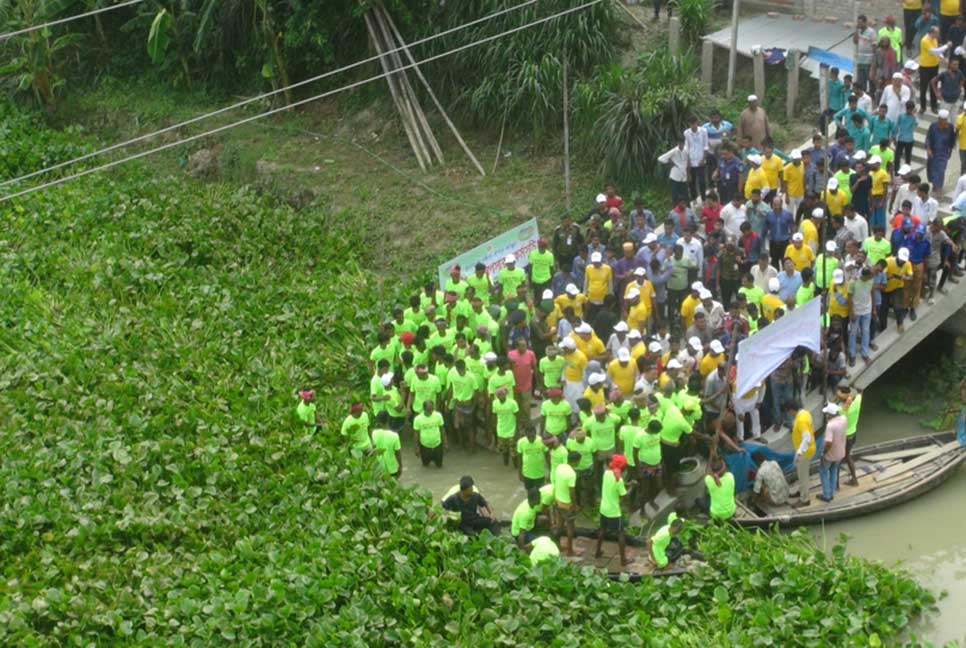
735, 296, 822, 396
436, 218, 540, 287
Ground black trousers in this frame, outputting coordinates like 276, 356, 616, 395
769, 240, 790, 269
896, 140, 913, 166
903, 9, 918, 50
719, 277, 739, 308
460, 517, 500, 536
920, 65, 939, 113
419, 444, 443, 467
688, 165, 707, 202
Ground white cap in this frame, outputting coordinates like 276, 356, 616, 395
643, 233, 657, 244
853, 150, 867, 160
381, 372, 395, 387
844, 259, 856, 268
505, 253, 516, 264
590, 251, 603, 263
483, 351, 499, 361
633, 379, 649, 393
614, 321, 629, 332
666, 359, 683, 370
825, 240, 837, 253
939, 109, 951, 120
576, 322, 593, 334
628, 329, 642, 339
832, 268, 845, 284
617, 348, 631, 362
560, 338, 576, 350
869, 155, 882, 165
699, 288, 713, 300
565, 283, 579, 296
792, 232, 804, 242
633, 267, 647, 276
747, 154, 762, 165
892, 72, 904, 80
648, 341, 663, 353
541, 289, 554, 300
688, 336, 703, 351
904, 60, 918, 71
588, 372, 607, 386
827, 178, 839, 190
595, 193, 607, 203
691, 281, 705, 291
791, 149, 802, 160
812, 207, 825, 218
822, 401, 840, 415
626, 287, 641, 300
748, 94, 758, 102
709, 340, 725, 354
897, 163, 912, 176
897, 247, 910, 261
768, 277, 781, 292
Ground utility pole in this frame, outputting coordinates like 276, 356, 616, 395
726, 0, 740, 99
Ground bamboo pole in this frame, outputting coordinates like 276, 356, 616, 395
381, 7, 486, 175
364, 12, 428, 171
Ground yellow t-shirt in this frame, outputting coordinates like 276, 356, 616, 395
783, 243, 815, 272
699, 353, 724, 378
562, 349, 588, 382
607, 359, 638, 395
902, 0, 921, 8
782, 162, 805, 197
629, 341, 647, 362
744, 167, 769, 199
921, 36, 939, 68
941, 0, 959, 16
870, 168, 891, 196
884, 257, 913, 292
571, 332, 606, 359
827, 283, 851, 318
957, 114, 966, 150
792, 410, 816, 459
585, 264, 613, 302
582, 385, 607, 409
680, 295, 701, 329
627, 300, 651, 332
761, 155, 783, 189
554, 293, 586, 319
821, 189, 848, 216
800, 219, 819, 250
760, 293, 784, 321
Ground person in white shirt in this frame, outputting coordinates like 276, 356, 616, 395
684, 115, 710, 204
606, 321, 631, 358
853, 85, 874, 116
751, 256, 779, 293
659, 137, 690, 205
890, 164, 917, 213
880, 73, 912, 124
720, 195, 748, 240
695, 290, 725, 330
952, 172, 966, 203
843, 208, 869, 242
679, 226, 704, 274
912, 183, 939, 224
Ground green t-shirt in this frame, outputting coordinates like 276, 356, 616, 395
511, 499, 539, 537
296, 401, 316, 427
517, 436, 548, 479
619, 425, 643, 467
869, 145, 894, 169
813, 254, 839, 290
706, 472, 736, 520
427, 330, 456, 354
370, 342, 397, 370
499, 267, 527, 297
660, 406, 691, 445
539, 483, 555, 507
487, 371, 516, 396
466, 273, 492, 303
539, 356, 565, 389
795, 282, 816, 306
529, 249, 555, 284
404, 306, 426, 328
651, 512, 678, 568
385, 386, 405, 418
413, 411, 444, 448
599, 470, 627, 518
372, 428, 401, 474
565, 436, 596, 471
553, 463, 577, 503
341, 413, 372, 450
585, 414, 619, 452
863, 236, 892, 266
370, 374, 387, 414
411, 375, 442, 410
609, 400, 633, 425
444, 278, 468, 298
635, 429, 662, 466
845, 394, 862, 437
738, 285, 764, 306
447, 368, 477, 403
529, 536, 560, 566
493, 396, 520, 439
541, 398, 572, 435
548, 445, 568, 484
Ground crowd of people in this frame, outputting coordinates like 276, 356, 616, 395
300, 7, 966, 569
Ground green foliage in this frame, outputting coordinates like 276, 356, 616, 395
674, 0, 717, 44
0, 103, 90, 178
146, 9, 172, 64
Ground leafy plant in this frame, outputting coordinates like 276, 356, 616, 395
675, 0, 717, 45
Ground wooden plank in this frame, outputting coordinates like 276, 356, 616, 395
860, 447, 933, 463
874, 442, 961, 482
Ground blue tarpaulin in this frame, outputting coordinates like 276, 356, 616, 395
725, 438, 825, 493
806, 46, 853, 75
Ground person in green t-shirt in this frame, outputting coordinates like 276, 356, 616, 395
546, 435, 568, 485
407, 365, 442, 414
492, 387, 519, 465
565, 428, 596, 508
529, 535, 560, 566
635, 417, 664, 512
528, 239, 555, 296
541, 388, 572, 438
553, 451, 581, 556
511, 488, 543, 549
837, 386, 863, 486
369, 331, 398, 374
413, 400, 447, 467
296, 389, 319, 432
498, 254, 527, 299
370, 360, 393, 415
341, 402, 372, 452
447, 359, 478, 449
660, 403, 693, 495
596, 454, 630, 565
516, 426, 548, 490
371, 411, 402, 478
862, 226, 892, 266
585, 404, 619, 483
648, 512, 684, 569
738, 273, 764, 307
704, 459, 736, 522
538, 345, 565, 392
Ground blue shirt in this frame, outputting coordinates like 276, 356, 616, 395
868, 115, 894, 143
717, 157, 743, 189
763, 209, 795, 244
658, 230, 680, 248
777, 270, 802, 302
907, 237, 932, 264
828, 78, 847, 112
891, 229, 915, 255
872, 272, 886, 306
895, 113, 917, 142
704, 120, 735, 141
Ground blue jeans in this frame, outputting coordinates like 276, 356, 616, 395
770, 380, 795, 428
848, 312, 871, 359
820, 460, 840, 500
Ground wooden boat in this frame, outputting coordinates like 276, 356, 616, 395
734, 432, 966, 528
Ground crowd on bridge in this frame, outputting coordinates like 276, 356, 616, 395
302, 3, 966, 569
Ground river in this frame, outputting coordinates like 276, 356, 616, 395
820, 333, 966, 646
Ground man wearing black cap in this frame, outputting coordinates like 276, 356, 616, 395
442, 476, 500, 536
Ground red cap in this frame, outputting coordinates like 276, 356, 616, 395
400, 331, 415, 346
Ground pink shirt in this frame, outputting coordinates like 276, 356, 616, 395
823, 415, 847, 462
507, 348, 537, 394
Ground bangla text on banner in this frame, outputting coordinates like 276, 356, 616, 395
436, 218, 540, 288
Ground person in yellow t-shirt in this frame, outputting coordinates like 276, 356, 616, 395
624, 285, 653, 332
555, 284, 587, 320
560, 337, 588, 412
607, 348, 638, 396
743, 155, 769, 199
821, 178, 848, 217
883, 248, 914, 331
781, 150, 805, 215
786, 399, 815, 505
698, 340, 726, 377
956, 109, 966, 161
919, 26, 943, 113
679, 283, 703, 329
760, 144, 783, 190
584, 251, 613, 306
800, 208, 823, 253
760, 277, 785, 321
827, 269, 851, 320
783, 233, 815, 271
570, 322, 607, 361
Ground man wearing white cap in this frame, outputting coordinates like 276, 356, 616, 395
570, 320, 607, 364
760, 277, 784, 321
926, 108, 956, 200
695, 289, 725, 331
699, 339, 726, 378
555, 282, 587, 322
737, 94, 770, 148
583, 251, 613, 320
890, 164, 917, 212
743, 154, 768, 201
623, 287, 650, 334
658, 136, 690, 204
781, 150, 805, 217
882, 72, 913, 124
498, 254, 526, 299
784, 232, 815, 272
883, 247, 914, 332
819, 402, 848, 503
821, 178, 848, 220
605, 320, 630, 358
607, 347, 638, 396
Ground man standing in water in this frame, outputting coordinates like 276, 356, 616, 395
442, 476, 500, 536
554, 451, 581, 556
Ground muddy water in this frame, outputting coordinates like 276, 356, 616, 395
819, 334, 966, 646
